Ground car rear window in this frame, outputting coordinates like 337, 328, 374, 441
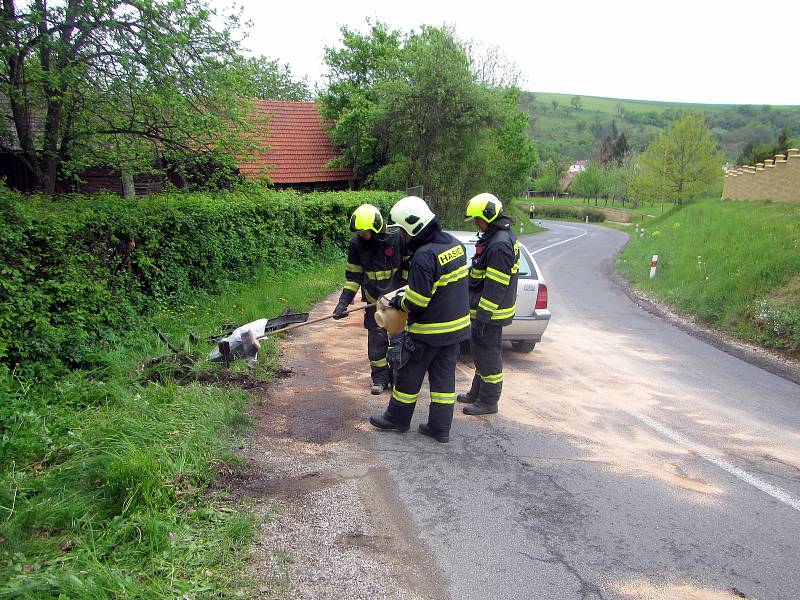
462, 240, 535, 278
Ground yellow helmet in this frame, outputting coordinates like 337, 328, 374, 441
465, 192, 503, 223
349, 204, 384, 234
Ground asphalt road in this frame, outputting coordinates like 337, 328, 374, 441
370, 220, 800, 600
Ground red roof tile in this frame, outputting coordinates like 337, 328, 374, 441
239, 100, 352, 184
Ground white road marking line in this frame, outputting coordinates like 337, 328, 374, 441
553, 363, 800, 513
521, 224, 800, 511
634, 413, 800, 513
530, 229, 587, 255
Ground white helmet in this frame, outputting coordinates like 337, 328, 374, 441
389, 196, 435, 237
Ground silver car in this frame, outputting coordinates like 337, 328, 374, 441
449, 231, 550, 353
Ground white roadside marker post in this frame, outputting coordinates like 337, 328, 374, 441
650, 255, 659, 279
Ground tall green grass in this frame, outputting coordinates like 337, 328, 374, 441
617, 199, 800, 354
0, 256, 344, 598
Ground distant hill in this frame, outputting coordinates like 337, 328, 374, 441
520, 91, 800, 163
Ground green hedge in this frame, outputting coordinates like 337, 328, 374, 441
533, 205, 606, 222
0, 185, 400, 380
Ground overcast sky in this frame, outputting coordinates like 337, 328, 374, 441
217, 0, 799, 106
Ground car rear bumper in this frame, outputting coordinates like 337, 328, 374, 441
502, 310, 551, 342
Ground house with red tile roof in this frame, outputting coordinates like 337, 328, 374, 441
559, 159, 589, 191
239, 100, 354, 191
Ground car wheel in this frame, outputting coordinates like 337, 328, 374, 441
511, 341, 536, 353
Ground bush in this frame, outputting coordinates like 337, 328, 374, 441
533, 205, 606, 222
0, 185, 401, 380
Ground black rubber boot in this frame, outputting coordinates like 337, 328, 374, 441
369, 412, 409, 432
463, 402, 498, 416
370, 382, 389, 395
426, 403, 453, 441
459, 374, 482, 403
419, 423, 449, 443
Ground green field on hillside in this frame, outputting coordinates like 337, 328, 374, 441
521, 91, 800, 162
532, 92, 748, 115
617, 198, 800, 355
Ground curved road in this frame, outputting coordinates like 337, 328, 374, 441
372, 221, 800, 600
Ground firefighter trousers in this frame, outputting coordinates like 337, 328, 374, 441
363, 306, 390, 386
466, 323, 503, 406
384, 340, 458, 435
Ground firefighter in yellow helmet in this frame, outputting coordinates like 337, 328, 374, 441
334, 204, 407, 394
458, 193, 520, 415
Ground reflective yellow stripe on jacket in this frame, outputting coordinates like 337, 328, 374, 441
402, 287, 431, 309
346, 262, 363, 273
365, 269, 395, 281
470, 305, 516, 320
406, 315, 470, 335
433, 265, 468, 292
485, 266, 511, 285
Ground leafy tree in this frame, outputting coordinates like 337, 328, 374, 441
570, 162, 607, 205
552, 99, 559, 111
605, 152, 638, 206
531, 158, 566, 195
737, 125, 794, 165
465, 41, 523, 89
636, 113, 724, 205
320, 22, 536, 219
0, 0, 262, 195
594, 136, 615, 164
570, 95, 582, 110
321, 22, 405, 179
612, 132, 629, 165
239, 56, 311, 101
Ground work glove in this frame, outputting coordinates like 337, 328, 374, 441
386, 333, 403, 370
387, 332, 414, 370
388, 291, 405, 311
332, 299, 350, 320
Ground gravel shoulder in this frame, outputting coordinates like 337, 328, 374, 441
224, 296, 447, 600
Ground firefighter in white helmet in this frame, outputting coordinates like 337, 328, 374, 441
369, 196, 470, 443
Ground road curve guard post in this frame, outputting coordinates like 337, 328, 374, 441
649, 255, 659, 279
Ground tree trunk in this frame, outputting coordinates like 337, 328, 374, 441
44, 156, 60, 196
122, 168, 136, 200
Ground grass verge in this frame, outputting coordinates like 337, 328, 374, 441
617, 198, 800, 356
506, 200, 543, 235
0, 255, 344, 599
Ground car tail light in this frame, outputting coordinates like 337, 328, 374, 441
535, 283, 548, 310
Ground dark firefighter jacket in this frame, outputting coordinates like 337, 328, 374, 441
339, 230, 407, 306
468, 215, 520, 327
400, 219, 471, 347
